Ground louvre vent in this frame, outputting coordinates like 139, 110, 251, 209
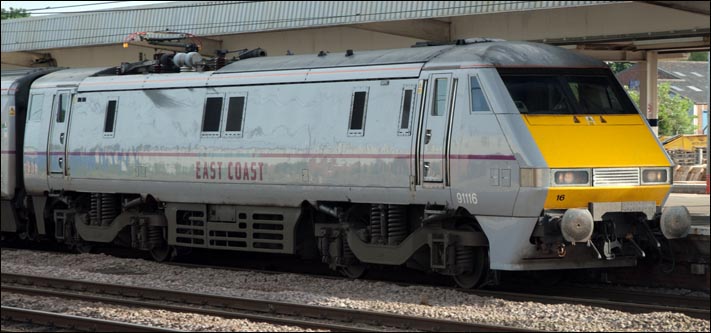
593, 168, 640, 186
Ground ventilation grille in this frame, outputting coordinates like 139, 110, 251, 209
175, 210, 206, 245
208, 212, 285, 251
593, 168, 640, 186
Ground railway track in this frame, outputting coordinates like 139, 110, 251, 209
166, 261, 710, 320
491, 284, 711, 311
1, 272, 532, 332
1, 306, 180, 332
4, 246, 709, 321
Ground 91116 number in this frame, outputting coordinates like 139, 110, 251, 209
456, 192, 478, 205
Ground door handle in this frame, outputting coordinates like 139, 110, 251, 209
423, 162, 430, 176
60, 133, 65, 144
425, 129, 432, 144
58, 157, 63, 169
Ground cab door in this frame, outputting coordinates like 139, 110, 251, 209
419, 73, 453, 185
48, 90, 72, 190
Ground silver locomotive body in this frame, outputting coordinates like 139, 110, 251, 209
4, 41, 687, 287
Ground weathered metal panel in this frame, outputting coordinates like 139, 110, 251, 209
1, 75, 20, 199
208, 70, 309, 86
216, 46, 450, 73
1, 1, 618, 52
304, 64, 423, 82
32, 68, 109, 89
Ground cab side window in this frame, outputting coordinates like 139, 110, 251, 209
470, 76, 491, 112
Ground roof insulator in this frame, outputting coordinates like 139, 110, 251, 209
345, 49, 354, 57
318, 51, 327, 57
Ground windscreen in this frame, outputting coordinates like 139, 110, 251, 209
499, 69, 638, 115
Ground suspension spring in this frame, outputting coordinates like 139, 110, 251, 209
100, 194, 119, 226
455, 245, 475, 273
148, 226, 164, 247
387, 205, 407, 245
370, 205, 382, 244
89, 193, 99, 225
342, 237, 355, 264
379, 204, 388, 245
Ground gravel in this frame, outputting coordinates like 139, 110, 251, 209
1, 292, 321, 332
2, 248, 709, 332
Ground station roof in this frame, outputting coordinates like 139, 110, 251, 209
617, 61, 709, 104
1, 1, 616, 53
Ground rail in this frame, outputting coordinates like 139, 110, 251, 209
1, 272, 532, 332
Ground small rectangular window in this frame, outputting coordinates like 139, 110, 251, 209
398, 87, 415, 135
28, 94, 44, 122
432, 78, 448, 116
470, 76, 491, 112
202, 97, 223, 134
348, 89, 368, 136
225, 96, 245, 135
56, 94, 70, 123
103, 99, 118, 136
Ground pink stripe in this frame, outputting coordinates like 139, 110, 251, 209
23, 151, 515, 161
451, 154, 517, 161
1, 150, 16, 154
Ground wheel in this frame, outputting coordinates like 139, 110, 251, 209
452, 224, 489, 289
338, 264, 367, 279
453, 246, 488, 288
75, 242, 94, 254
150, 245, 174, 262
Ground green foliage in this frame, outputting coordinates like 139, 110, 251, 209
607, 62, 634, 74
1, 7, 30, 20
687, 52, 708, 61
624, 83, 695, 136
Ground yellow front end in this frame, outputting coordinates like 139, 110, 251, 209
524, 114, 672, 210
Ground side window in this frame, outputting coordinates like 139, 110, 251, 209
432, 78, 448, 116
470, 76, 491, 112
398, 86, 416, 135
27, 94, 44, 122
201, 96, 223, 137
56, 93, 70, 123
103, 99, 118, 137
348, 88, 369, 136
223, 95, 246, 138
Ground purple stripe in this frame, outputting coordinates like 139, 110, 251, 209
451, 154, 517, 161
22, 151, 515, 160
1, 150, 16, 155
68, 151, 200, 157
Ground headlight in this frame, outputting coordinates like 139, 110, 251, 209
551, 169, 590, 186
641, 168, 669, 184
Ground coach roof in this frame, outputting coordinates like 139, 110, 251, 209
216, 41, 605, 74
425, 41, 605, 68
215, 45, 453, 73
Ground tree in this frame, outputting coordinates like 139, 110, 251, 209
1, 7, 30, 20
624, 82, 695, 136
687, 52, 708, 62
607, 62, 634, 74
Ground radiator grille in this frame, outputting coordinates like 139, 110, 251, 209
593, 168, 640, 186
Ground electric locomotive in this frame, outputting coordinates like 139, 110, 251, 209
1, 39, 690, 288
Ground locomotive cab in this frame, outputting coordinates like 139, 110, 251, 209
499, 67, 690, 265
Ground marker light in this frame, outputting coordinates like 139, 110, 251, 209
552, 169, 590, 186
642, 168, 669, 184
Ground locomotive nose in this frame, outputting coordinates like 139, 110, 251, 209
660, 206, 691, 239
